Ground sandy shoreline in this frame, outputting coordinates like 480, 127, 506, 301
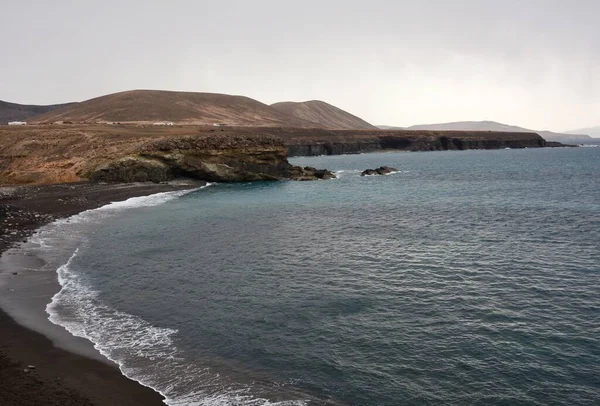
0, 181, 203, 406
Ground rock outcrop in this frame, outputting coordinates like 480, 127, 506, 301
283, 130, 549, 157
86, 134, 334, 183
0, 126, 334, 185
0, 124, 555, 186
288, 166, 337, 181
361, 166, 398, 176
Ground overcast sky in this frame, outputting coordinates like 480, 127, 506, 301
2, 0, 598, 131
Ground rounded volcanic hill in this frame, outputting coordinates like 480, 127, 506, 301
270, 100, 376, 130
30, 90, 316, 126
0, 100, 75, 124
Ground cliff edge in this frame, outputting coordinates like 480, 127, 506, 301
0, 125, 333, 185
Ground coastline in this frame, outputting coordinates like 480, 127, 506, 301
0, 181, 204, 406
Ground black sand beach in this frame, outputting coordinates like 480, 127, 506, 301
0, 182, 202, 406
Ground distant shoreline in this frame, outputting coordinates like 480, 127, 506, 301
0, 123, 554, 187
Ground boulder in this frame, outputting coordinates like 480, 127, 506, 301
288, 166, 336, 181
361, 166, 398, 176
361, 169, 378, 176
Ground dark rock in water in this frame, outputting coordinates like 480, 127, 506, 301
361, 166, 398, 176
288, 166, 336, 181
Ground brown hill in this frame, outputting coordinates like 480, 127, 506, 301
271, 100, 376, 130
0, 100, 75, 124
30, 90, 316, 127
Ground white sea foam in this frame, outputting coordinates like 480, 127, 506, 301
47, 254, 308, 405
40, 184, 309, 406
28, 188, 203, 253
333, 169, 361, 179
334, 169, 361, 174
335, 169, 406, 177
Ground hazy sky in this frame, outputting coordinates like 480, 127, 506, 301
2, 0, 598, 131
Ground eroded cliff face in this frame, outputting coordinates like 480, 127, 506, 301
0, 127, 333, 185
0, 124, 552, 185
285, 131, 548, 157
87, 135, 335, 183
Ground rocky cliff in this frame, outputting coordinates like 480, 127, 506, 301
88, 135, 334, 183
283, 130, 549, 157
0, 124, 555, 186
0, 125, 333, 185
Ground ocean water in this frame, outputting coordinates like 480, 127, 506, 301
41, 148, 599, 405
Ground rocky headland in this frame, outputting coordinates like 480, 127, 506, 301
282, 128, 551, 157
88, 134, 334, 183
0, 124, 562, 187
0, 125, 334, 185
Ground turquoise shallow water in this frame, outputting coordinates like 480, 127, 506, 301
46, 148, 599, 405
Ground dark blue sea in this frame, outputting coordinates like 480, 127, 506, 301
39, 147, 599, 405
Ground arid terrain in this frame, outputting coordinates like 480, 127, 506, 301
0, 100, 74, 124
29, 90, 319, 127
271, 100, 377, 129
3, 90, 595, 144
0, 123, 548, 185
0, 90, 559, 186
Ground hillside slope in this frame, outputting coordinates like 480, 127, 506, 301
30, 90, 316, 127
271, 100, 376, 130
0, 100, 75, 124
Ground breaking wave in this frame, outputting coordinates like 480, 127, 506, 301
40, 184, 310, 405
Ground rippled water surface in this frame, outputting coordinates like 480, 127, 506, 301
49, 148, 600, 405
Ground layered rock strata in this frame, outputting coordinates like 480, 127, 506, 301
0, 127, 333, 185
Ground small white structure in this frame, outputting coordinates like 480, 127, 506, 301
8, 121, 27, 126
213, 123, 227, 127
166, 122, 174, 126
153, 122, 166, 126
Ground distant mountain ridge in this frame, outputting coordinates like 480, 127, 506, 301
0, 100, 75, 124
565, 126, 600, 138
271, 100, 376, 130
379, 121, 593, 143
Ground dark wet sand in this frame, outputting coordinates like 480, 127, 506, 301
0, 181, 202, 406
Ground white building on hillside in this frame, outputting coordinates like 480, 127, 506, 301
8, 121, 27, 125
